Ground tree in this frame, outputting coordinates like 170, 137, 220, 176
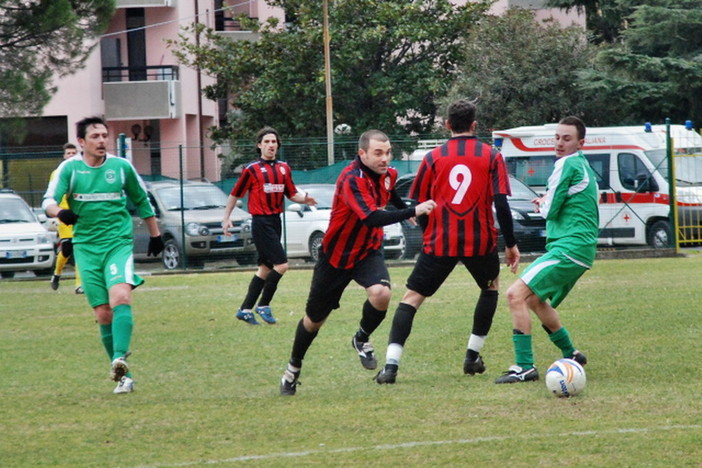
171, 0, 488, 146
546, 0, 636, 43
576, 1, 702, 126
0, 0, 114, 119
444, 9, 594, 132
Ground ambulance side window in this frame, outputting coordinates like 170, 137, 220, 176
618, 153, 651, 191
584, 153, 609, 190
505, 156, 553, 187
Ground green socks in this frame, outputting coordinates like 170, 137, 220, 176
99, 323, 113, 360
513, 333, 534, 369
549, 327, 576, 358
111, 304, 133, 360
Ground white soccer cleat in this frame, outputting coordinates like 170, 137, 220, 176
110, 355, 130, 382
113, 376, 134, 394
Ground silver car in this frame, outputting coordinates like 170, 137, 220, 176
0, 189, 56, 278
132, 180, 256, 269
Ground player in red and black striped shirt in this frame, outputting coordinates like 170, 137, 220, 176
375, 99, 521, 385
222, 127, 316, 325
279, 130, 436, 395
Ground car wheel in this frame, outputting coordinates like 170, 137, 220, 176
234, 252, 257, 266
1, 271, 15, 279
647, 220, 673, 249
309, 231, 324, 263
34, 268, 54, 277
161, 239, 182, 270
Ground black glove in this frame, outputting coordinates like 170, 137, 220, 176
57, 209, 78, 225
147, 236, 165, 257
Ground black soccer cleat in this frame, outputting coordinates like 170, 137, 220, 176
351, 336, 378, 370
374, 367, 397, 384
463, 354, 486, 376
569, 350, 588, 366
494, 365, 539, 384
280, 369, 300, 396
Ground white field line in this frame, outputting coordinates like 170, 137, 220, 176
133, 424, 701, 467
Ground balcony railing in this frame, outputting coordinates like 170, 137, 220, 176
115, 0, 174, 7
102, 65, 179, 83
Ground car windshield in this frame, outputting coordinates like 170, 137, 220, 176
301, 185, 335, 209
509, 176, 538, 201
157, 185, 228, 211
0, 198, 37, 223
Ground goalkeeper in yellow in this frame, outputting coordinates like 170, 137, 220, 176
50, 143, 83, 294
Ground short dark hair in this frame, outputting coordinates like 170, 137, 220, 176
447, 99, 477, 133
358, 129, 389, 151
76, 116, 107, 140
559, 116, 586, 140
62, 143, 77, 151
255, 126, 281, 154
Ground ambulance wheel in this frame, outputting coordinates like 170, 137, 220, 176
647, 220, 672, 249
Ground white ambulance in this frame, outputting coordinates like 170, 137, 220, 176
492, 123, 702, 248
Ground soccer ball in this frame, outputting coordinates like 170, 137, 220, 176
545, 358, 586, 397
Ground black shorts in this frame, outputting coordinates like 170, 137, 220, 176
59, 238, 73, 258
305, 249, 390, 323
406, 250, 501, 297
252, 215, 287, 267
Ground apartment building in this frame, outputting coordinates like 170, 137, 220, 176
32, 0, 282, 183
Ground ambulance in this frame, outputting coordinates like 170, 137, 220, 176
492, 123, 702, 248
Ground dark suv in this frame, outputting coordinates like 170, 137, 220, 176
393, 173, 547, 253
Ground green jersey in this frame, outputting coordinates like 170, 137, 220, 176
539, 150, 599, 266
43, 154, 154, 246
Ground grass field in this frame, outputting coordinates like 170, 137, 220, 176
1, 254, 701, 467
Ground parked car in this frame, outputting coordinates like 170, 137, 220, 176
283, 184, 405, 262
132, 180, 256, 269
0, 189, 56, 278
392, 173, 547, 253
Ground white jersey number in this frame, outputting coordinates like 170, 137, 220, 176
449, 164, 472, 205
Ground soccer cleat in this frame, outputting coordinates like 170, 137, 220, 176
374, 367, 397, 384
569, 350, 588, 366
110, 354, 130, 382
75, 286, 84, 294
50, 274, 60, 291
236, 309, 260, 325
463, 354, 486, 375
351, 336, 377, 370
494, 365, 539, 383
113, 376, 134, 394
255, 306, 277, 324
280, 369, 300, 396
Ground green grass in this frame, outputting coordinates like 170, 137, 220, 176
1, 255, 701, 467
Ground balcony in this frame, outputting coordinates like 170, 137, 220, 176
214, 15, 260, 42
103, 66, 181, 121
115, 0, 175, 7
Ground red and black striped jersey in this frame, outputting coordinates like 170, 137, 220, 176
230, 159, 298, 215
411, 136, 511, 257
322, 159, 399, 269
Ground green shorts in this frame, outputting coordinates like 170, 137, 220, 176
520, 249, 588, 308
73, 240, 144, 308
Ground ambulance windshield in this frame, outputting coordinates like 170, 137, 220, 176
647, 149, 702, 185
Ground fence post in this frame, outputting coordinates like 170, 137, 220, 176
665, 118, 677, 251
179, 144, 187, 269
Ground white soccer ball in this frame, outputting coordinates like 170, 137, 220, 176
545, 358, 586, 397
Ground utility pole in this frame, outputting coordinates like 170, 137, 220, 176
323, 0, 334, 166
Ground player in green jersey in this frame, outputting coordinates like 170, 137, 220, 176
43, 116, 164, 394
495, 116, 598, 384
